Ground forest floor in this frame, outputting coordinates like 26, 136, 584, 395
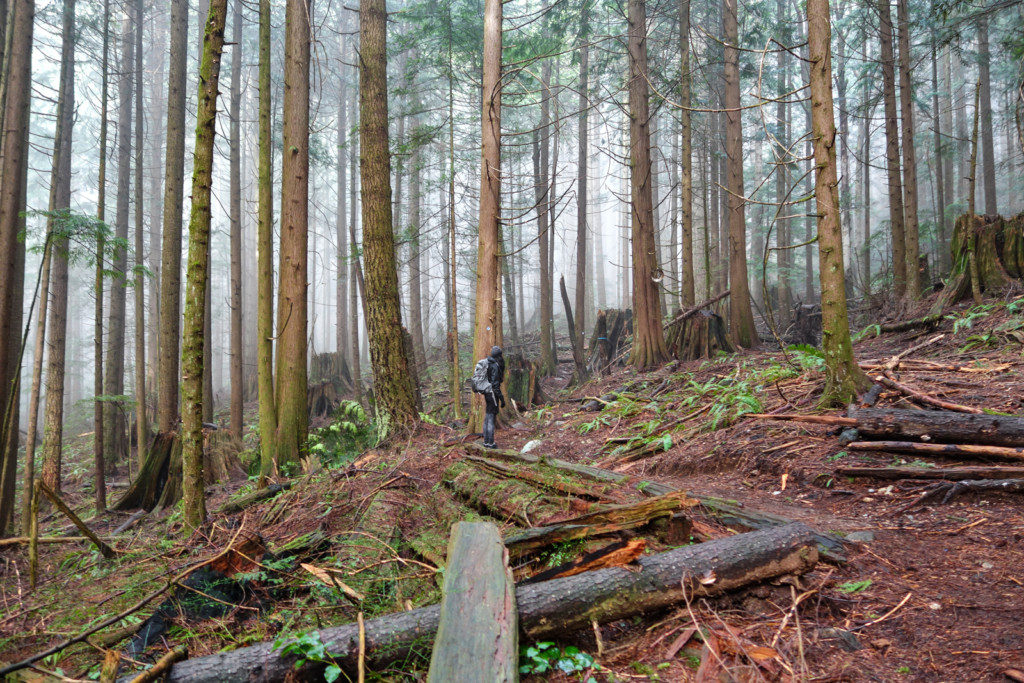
2, 290, 1024, 682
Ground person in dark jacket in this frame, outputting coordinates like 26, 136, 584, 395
482, 346, 505, 448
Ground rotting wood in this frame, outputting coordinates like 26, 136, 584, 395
906, 478, 1024, 506
847, 440, 1024, 462
0, 535, 101, 548
427, 522, 517, 682
848, 407, 1024, 446
520, 538, 646, 584
162, 524, 819, 682
745, 413, 859, 427
443, 460, 570, 526
837, 465, 1024, 480
464, 454, 617, 502
503, 491, 697, 557
217, 481, 292, 515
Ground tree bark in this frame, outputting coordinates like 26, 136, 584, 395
537, 61, 555, 377
975, 13, 996, 215
361, 0, 418, 435
132, 0, 147, 461
679, 0, 695, 306
164, 524, 818, 682
24, 247, 51, 511
228, 0, 243, 440
181, 0, 229, 528
93, 0, 110, 513
156, 0, 189, 433
275, 0, 311, 463
627, 0, 668, 369
838, 464, 1024, 480
808, 0, 869, 404
896, 0, 920, 298
256, 0, 276, 482
427, 522, 517, 683
408, 92, 426, 376
847, 440, 1024, 462
878, 0, 906, 296
722, 0, 757, 348
575, 24, 588, 361
40, 0, 76, 497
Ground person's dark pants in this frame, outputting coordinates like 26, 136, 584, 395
483, 394, 498, 447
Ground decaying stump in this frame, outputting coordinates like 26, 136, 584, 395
665, 309, 733, 360
164, 524, 819, 682
931, 213, 1024, 313
504, 352, 544, 408
113, 432, 181, 511
788, 303, 821, 346
427, 522, 517, 682
307, 381, 341, 421
587, 309, 632, 375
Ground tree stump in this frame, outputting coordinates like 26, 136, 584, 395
587, 309, 632, 375
932, 213, 1024, 313
665, 309, 733, 360
505, 353, 543, 408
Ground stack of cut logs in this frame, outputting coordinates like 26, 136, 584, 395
759, 407, 1024, 502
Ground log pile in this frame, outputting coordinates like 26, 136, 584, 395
753, 405, 1024, 505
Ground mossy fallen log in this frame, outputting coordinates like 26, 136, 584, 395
427, 522, 517, 682
164, 524, 819, 682
442, 460, 572, 526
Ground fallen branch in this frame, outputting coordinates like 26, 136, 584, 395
837, 465, 1024, 480
217, 482, 292, 515
129, 646, 189, 683
38, 481, 116, 559
846, 440, 1024, 462
520, 538, 646, 584
164, 524, 819, 682
909, 478, 1024, 505
874, 374, 984, 414
879, 334, 945, 371
0, 535, 99, 548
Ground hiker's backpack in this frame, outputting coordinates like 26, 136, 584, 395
471, 358, 491, 394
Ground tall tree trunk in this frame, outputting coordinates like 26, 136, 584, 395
574, 18, 588, 363
896, 0, 920, 299
349, 91, 362, 391
157, 0, 189, 433
228, 0, 243, 439
775, 0, 793, 321
627, 0, 667, 369
408, 102, 426, 375
22, 245, 50, 521
274, 0, 311, 464
931, 31, 947, 274
103, 5, 134, 469
678, 0, 694, 306
336, 60, 349, 372
40, 0, 76, 496
537, 61, 554, 376
861, 93, 872, 292
93, 0, 110, 512
468, 0, 503, 432
256, 0, 276, 481
878, 0, 906, 296
940, 46, 954, 252
361, 0, 418, 435
147, 1, 167, 396
133, 0, 147, 460
446, 0, 460, 418
976, 13, 996, 215
807, 0, 869, 404
723, 0, 757, 347
181, 0, 229, 528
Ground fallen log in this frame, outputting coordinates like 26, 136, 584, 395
846, 440, 1024, 462
427, 522, 516, 682
216, 482, 292, 515
164, 524, 819, 682
836, 465, 1024, 480
466, 444, 844, 560
464, 454, 617, 502
745, 413, 858, 427
907, 478, 1024, 506
503, 491, 697, 557
38, 482, 116, 559
443, 461, 571, 526
0, 535, 98, 548
848, 407, 1024, 446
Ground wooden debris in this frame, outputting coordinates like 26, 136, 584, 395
503, 491, 697, 557
847, 440, 1024, 462
910, 478, 1024, 505
37, 481, 116, 559
520, 538, 646, 584
848, 407, 1024, 446
837, 465, 1024, 480
664, 291, 734, 360
745, 413, 858, 426
427, 522, 517, 682
129, 645, 188, 683
874, 373, 983, 413
163, 524, 819, 682
217, 482, 292, 515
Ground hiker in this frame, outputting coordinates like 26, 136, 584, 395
471, 345, 505, 448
